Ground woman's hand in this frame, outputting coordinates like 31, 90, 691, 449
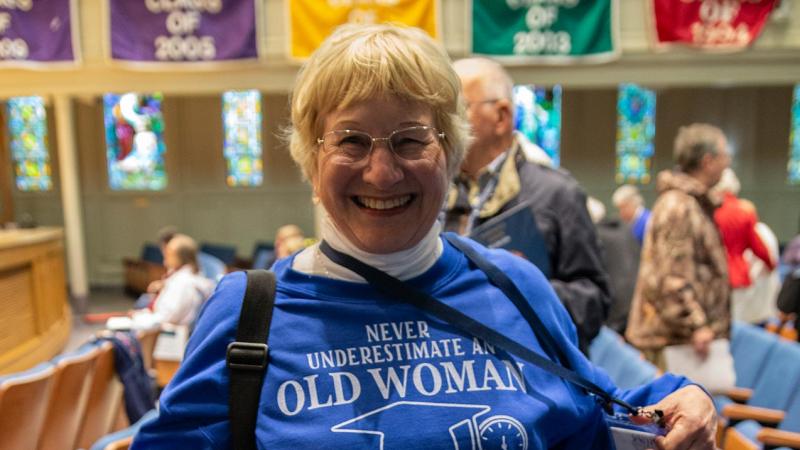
642, 385, 717, 450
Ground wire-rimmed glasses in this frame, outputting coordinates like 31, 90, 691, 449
316, 125, 445, 164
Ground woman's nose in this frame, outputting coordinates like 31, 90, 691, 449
362, 142, 404, 189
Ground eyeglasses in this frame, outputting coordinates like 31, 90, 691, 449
316, 126, 445, 164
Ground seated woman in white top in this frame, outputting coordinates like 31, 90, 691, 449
147, 233, 216, 326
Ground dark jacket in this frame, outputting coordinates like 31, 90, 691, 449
777, 268, 800, 340
596, 218, 641, 335
445, 140, 611, 352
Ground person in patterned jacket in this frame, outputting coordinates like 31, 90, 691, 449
626, 123, 732, 369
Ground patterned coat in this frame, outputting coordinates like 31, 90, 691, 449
626, 170, 730, 350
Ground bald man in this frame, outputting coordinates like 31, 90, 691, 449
443, 57, 611, 353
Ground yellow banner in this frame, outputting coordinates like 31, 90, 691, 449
289, 0, 439, 59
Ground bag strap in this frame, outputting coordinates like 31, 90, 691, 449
227, 270, 276, 450
318, 239, 639, 416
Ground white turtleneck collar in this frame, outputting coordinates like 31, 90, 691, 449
293, 212, 443, 282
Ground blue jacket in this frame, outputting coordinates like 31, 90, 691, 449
133, 236, 688, 449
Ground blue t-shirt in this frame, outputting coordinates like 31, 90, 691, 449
133, 235, 688, 449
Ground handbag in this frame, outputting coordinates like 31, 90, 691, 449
663, 338, 735, 393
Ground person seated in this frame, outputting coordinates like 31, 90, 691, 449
134, 234, 216, 327
132, 24, 716, 450
274, 224, 305, 260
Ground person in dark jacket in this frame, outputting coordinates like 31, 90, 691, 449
778, 268, 800, 341
444, 57, 611, 353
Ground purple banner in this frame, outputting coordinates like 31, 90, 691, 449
0, 0, 77, 65
109, 0, 258, 63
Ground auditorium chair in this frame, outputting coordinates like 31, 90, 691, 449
725, 387, 800, 450
135, 327, 160, 374
89, 408, 158, 450
589, 326, 658, 389
37, 343, 102, 450
74, 341, 125, 449
716, 322, 781, 410
198, 251, 227, 282
122, 243, 166, 296
251, 241, 276, 270
719, 339, 800, 444
0, 363, 56, 450
199, 242, 238, 266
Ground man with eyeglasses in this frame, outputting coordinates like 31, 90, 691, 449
444, 57, 611, 354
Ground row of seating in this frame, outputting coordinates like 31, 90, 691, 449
123, 242, 275, 296
589, 326, 659, 390
0, 328, 159, 450
719, 321, 800, 450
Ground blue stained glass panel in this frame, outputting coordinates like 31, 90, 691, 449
7, 96, 52, 192
616, 83, 656, 185
789, 84, 800, 185
222, 90, 263, 187
103, 93, 167, 191
513, 85, 562, 167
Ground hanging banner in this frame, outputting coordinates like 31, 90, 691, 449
650, 0, 777, 50
106, 0, 260, 67
0, 0, 79, 68
472, 0, 619, 64
289, 0, 439, 60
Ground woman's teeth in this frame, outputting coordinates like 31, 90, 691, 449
357, 195, 411, 210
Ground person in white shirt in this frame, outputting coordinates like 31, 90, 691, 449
148, 234, 216, 326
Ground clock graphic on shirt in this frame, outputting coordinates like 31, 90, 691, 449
479, 415, 528, 450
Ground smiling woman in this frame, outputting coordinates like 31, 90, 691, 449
132, 23, 717, 450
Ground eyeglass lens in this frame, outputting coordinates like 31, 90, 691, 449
323, 127, 440, 162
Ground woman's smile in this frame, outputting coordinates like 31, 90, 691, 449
353, 194, 414, 211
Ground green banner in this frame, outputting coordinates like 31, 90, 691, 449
472, 0, 618, 63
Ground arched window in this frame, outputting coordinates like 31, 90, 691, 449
102, 93, 168, 191
222, 90, 263, 187
7, 96, 52, 192
616, 83, 656, 185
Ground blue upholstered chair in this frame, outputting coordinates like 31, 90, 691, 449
715, 321, 781, 411
588, 327, 658, 390
199, 242, 237, 266
725, 383, 800, 449
198, 251, 227, 282
90, 408, 158, 450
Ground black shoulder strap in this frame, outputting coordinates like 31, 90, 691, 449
227, 270, 276, 450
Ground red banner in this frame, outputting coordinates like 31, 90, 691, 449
651, 0, 777, 50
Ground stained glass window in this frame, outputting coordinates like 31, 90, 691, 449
513, 85, 562, 167
222, 90, 263, 187
616, 83, 656, 185
103, 93, 167, 191
789, 84, 800, 185
6, 96, 52, 192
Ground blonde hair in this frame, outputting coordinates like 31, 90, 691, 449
288, 23, 471, 180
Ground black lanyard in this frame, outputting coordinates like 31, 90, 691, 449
463, 151, 510, 235
319, 235, 640, 416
